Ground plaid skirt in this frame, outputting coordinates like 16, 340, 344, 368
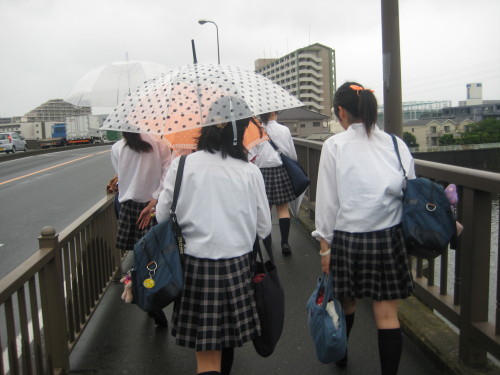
116, 200, 155, 250
171, 253, 260, 351
330, 224, 414, 301
260, 165, 296, 205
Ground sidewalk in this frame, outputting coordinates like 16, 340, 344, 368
69, 217, 441, 375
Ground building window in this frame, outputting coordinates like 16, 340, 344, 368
430, 126, 437, 133
444, 126, 450, 132
313, 122, 320, 127
300, 124, 306, 128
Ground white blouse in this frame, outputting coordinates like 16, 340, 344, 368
111, 134, 172, 203
312, 124, 415, 244
249, 120, 297, 168
156, 150, 272, 259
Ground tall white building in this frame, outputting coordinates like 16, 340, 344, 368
459, 83, 483, 106
255, 43, 336, 119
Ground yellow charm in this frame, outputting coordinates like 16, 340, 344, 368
143, 278, 155, 289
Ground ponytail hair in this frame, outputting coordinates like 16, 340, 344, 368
333, 82, 378, 136
122, 132, 153, 153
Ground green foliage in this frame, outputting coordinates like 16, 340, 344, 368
403, 131, 419, 147
439, 134, 455, 146
460, 118, 500, 144
438, 118, 500, 145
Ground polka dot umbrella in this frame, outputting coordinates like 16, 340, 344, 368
101, 63, 303, 138
163, 117, 269, 156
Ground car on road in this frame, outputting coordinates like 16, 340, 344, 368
0, 132, 28, 153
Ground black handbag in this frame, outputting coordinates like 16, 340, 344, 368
391, 136, 456, 259
251, 239, 285, 357
269, 139, 310, 197
131, 155, 187, 312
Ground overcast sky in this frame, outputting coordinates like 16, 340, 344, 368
1, 0, 499, 117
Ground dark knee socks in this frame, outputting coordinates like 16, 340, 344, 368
263, 234, 272, 251
221, 347, 234, 375
336, 312, 355, 367
279, 218, 290, 244
345, 312, 355, 339
378, 328, 403, 375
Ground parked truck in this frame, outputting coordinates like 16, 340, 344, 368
39, 115, 107, 148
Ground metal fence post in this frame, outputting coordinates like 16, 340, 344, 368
459, 189, 490, 365
38, 226, 70, 374
381, 0, 403, 136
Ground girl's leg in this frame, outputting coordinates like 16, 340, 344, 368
337, 298, 356, 367
373, 300, 403, 375
276, 203, 291, 254
221, 347, 234, 375
196, 350, 222, 374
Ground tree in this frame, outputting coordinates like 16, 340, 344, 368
459, 118, 500, 144
439, 134, 455, 146
437, 118, 500, 145
403, 131, 419, 148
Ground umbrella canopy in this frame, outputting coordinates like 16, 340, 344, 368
101, 63, 303, 135
64, 60, 169, 107
164, 117, 269, 155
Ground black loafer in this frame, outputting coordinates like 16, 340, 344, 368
336, 351, 348, 368
148, 310, 168, 327
281, 243, 292, 255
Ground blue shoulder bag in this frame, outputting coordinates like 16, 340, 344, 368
131, 155, 186, 312
391, 135, 456, 259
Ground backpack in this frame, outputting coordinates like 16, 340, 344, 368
391, 135, 456, 259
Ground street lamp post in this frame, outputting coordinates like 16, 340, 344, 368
198, 19, 220, 65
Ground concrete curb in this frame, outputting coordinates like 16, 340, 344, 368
296, 197, 499, 375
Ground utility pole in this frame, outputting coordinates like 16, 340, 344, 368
381, 0, 403, 137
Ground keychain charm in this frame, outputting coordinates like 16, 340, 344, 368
143, 277, 155, 289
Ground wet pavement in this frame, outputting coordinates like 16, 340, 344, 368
69, 217, 441, 375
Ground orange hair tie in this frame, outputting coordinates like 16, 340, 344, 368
349, 84, 374, 95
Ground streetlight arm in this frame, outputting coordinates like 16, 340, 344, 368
198, 19, 220, 65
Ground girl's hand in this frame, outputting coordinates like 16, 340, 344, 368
136, 199, 157, 230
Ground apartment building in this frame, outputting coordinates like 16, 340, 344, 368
255, 43, 336, 119
404, 118, 474, 149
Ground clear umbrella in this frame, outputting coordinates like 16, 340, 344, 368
101, 63, 303, 136
64, 60, 169, 108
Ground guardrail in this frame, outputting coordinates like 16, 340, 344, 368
2, 138, 499, 373
0, 194, 120, 375
293, 137, 500, 365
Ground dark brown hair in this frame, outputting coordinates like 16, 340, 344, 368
122, 132, 153, 153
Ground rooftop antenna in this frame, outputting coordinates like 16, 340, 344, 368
191, 39, 198, 64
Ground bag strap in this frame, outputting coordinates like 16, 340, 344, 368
170, 155, 187, 256
390, 134, 407, 179
171, 155, 187, 214
252, 237, 276, 273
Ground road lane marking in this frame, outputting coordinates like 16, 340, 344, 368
0, 150, 110, 186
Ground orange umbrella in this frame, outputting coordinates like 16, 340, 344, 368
163, 117, 268, 156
